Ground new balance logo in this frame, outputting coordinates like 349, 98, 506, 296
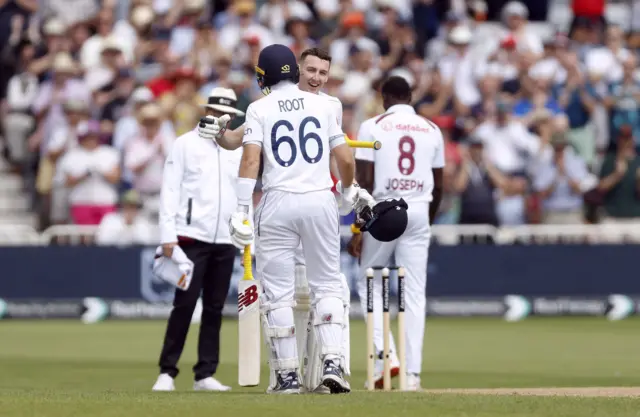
238, 284, 259, 312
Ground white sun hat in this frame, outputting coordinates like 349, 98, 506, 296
203, 87, 245, 116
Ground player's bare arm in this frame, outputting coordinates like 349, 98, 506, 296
218, 125, 245, 150
430, 168, 443, 226
331, 143, 355, 187
355, 160, 374, 194
239, 144, 261, 181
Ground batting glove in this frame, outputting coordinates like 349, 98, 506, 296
335, 181, 360, 216
229, 210, 253, 250
198, 114, 231, 141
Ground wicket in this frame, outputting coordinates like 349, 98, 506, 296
365, 266, 406, 391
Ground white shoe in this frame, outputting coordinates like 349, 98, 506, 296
152, 373, 175, 391
313, 385, 331, 394
193, 376, 231, 392
406, 374, 422, 391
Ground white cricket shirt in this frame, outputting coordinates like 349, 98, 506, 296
242, 82, 345, 194
355, 104, 445, 203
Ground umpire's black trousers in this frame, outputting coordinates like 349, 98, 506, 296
158, 237, 236, 381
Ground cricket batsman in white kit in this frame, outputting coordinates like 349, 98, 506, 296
199, 48, 355, 394
348, 76, 444, 391
226, 44, 374, 394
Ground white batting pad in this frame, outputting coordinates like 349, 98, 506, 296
260, 298, 298, 390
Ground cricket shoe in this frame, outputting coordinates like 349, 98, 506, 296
321, 359, 351, 394
268, 371, 302, 394
313, 385, 331, 394
406, 373, 422, 392
152, 373, 175, 391
193, 376, 231, 391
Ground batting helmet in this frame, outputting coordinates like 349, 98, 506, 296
255, 44, 299, 94
357, 198, 409, 242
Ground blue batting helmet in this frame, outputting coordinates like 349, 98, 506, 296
255, 44, 299, 94
357, 198, 409, 242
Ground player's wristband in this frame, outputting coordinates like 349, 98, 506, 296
351, 224, 361, 234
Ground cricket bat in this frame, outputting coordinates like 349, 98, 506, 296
238, 221, 261, 387
345, 135, 382, 150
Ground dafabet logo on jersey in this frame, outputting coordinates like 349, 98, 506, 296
381, 120, 393, 132
281, 64, 290, 74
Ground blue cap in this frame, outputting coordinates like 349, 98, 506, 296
255, 44, 298, 89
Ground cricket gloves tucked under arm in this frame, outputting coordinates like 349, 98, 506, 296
198, 114, 231, 141
229, 209, 254, 249
335, 181, 375, 216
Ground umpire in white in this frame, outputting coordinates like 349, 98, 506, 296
153, 87, 247, 392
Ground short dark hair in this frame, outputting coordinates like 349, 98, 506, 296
300, 48, 332, 64
381, 76, 411, 102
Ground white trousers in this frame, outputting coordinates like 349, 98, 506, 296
255, 189, 344, 366
356, 202, 430, 375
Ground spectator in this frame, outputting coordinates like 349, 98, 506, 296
415, 69, 454, 119
162, 68, 203, 136
602, 55, 640, 151
473, 100, 541, 175
586, 25, 631, 84
498, 1, 542, 58
554, 49, 598, 166
438, 24, 479, 111
258, 0, 313, 40
45, 99, 90, 227
283, 17, 316, 57
28, 18, 70, 80
4, 39, 38, 172
79, 8, 115, 69
112, 4, 155, 50
329, 11, 380, 69
513, 70, 562, 127
30, 52, 90, 153
98, 35, 129, 74
168, 0, 206, 59
95, 189, 156, 245
185, 20, 220, 81
217, 0, 274, 54
432, 115, 461, 224
453, 136, 503, 227
124, 103, 174, 218
532, 132, 589, 224
598, 126, 640, 223
60, 120, 121, 226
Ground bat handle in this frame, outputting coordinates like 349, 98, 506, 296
242, 219, 252, 280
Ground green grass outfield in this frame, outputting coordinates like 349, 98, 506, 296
1, 318, 639, 416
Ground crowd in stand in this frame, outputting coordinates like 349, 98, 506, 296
1, 0, 640, 244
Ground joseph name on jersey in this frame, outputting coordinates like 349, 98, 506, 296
242, 82, 345, 193
355, 104, 445, 203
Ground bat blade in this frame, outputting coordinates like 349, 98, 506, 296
238, 240, 260, 387
238, 279, 261, 386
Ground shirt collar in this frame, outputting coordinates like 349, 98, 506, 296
386, 104, 416, 114
270, 81, 298, 92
